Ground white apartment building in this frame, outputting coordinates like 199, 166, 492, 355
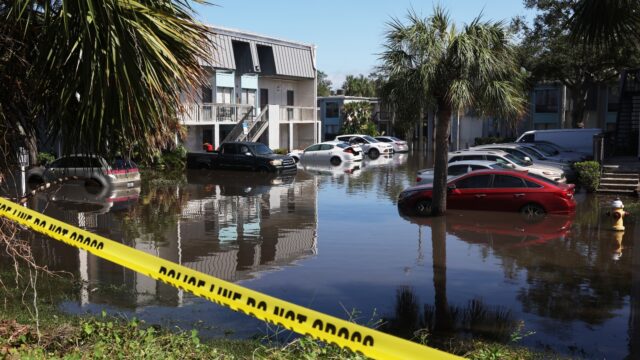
180, 25, 320, 151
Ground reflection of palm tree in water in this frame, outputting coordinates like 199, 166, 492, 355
383, 216, 518, 344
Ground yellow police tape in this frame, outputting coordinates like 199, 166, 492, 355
0, 197, 462, 360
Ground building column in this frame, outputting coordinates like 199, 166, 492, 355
214, 123, 220, 149
289, 122, 294, 150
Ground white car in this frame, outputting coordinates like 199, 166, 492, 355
470, 143, 573, 178
334, 134, 393, 159
448, 149, 566, 183
374, 136, 409, 153
416, 160, 511, 185
296, 141, 363, 165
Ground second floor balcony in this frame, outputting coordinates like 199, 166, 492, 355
181, 103, 316, 125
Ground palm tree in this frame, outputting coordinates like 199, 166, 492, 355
381, 7, 526, 215
569, 0, 640, 48
1, 0, 211, 161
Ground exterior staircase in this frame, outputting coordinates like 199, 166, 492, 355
221, 105, 270, 143
597, 165, 639, 195
613, 69, 640, 156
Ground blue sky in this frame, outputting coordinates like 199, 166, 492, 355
193, 1, 535, 89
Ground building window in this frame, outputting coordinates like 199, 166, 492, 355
240, 89, 256, 105
608, 85, 620, 112
534, 89, 558, 113
325, 102, 339, 118
201, 86, 213, 103
216, 87, 233, 104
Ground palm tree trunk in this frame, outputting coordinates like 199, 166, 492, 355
432, 216, 451, 332
570, 88, 587, 128
431, 105, 452, 216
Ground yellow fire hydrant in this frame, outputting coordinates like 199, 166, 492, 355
609, 198, 629, 231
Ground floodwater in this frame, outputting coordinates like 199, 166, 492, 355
24, 153, 639, 359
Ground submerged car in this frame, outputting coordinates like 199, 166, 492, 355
28, 155, 140, 190
334, 134, 393, 159
374, 136, 409, 153
294, 141, 363, 165
416, 160, 510, 185
398, 169, 576, 217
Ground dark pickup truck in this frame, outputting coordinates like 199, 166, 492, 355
186, 142, 297, 173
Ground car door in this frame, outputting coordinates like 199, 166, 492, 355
319, 144, 335, 161
219, 143, 238, 169
448, 173, 493, 210
301, 144, 321, 161
490, 174, 529, 212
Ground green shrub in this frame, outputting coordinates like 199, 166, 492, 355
37, 152, 56, 166
156, 145, 187, 171
573, 161, 601, 192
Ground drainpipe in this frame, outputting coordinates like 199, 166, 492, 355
560, 85, 567, 129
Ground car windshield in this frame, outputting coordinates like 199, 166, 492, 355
390, 137, 401, 141
518, 146, 544, 160
250, 144, 273, 155
362, 135, 378, 143
533, 143, 560, 155
504, 153, 529, 166
530, 144, 555, 157
489, 163, 511, 170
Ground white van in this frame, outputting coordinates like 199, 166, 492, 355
515, 128, 602, 156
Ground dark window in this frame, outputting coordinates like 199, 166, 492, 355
319, 144, 333, 151
448, 165, 471, 176
520, 133, 535, 142
471, 165, 490, 170
201, 85, 213, 103
256, 45, 276, 75
325, 102, 339, 118
455, 174, 492, 189
525, 180, 543, 188
493, 175, 526, 188
305, 144, 321, 152
608, 85, 620, 112
336, 143, 348, 149
221, 144, 237, 154
376, 137, 392, 142
534, 89, 558, 113
287, 90, 294, 106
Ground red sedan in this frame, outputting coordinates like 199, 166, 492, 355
397, 169, 576, 217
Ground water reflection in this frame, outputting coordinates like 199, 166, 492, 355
30, 170, 318, 309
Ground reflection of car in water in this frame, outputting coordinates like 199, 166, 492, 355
298, 160, 361, 177
37, 183, 140, 214
399, 208, 574, 247
186, 169, 295, 196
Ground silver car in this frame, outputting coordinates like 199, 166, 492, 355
28, 154, 140, 190
416, 160, 510, 185
374, 136, 409, 153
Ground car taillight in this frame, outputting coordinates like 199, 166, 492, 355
416, 177, 422, 182
344, 147, 354, 154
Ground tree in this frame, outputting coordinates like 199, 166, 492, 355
0, 0, 211, 163
517, 0, 640, 128
342, 74, 377, 97
317, 70, 332, 97
381, 8, 526, 215
569, 0, 640, 49
340, 101, 378, 136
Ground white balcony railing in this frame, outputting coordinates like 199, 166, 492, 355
181, 103, 255, 124
279, 106, 316, 122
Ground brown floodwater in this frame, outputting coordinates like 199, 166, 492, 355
22, 153, 640, 359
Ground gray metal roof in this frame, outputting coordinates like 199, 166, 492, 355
201, 26, 315, 79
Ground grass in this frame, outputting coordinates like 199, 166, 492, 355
0, 268, 563, 359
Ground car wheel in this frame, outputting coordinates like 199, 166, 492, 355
330, 156, 341, 166
84, 178, 108, 196
415, 199, 432, 216
369, 148, 380, 159
520, 203, 546, 220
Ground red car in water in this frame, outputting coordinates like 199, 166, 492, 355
397, 169, 576, 217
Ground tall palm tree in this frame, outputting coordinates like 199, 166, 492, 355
1, 0, 211, 161
381, 7, 526, 215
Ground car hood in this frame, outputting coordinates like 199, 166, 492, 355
263, 153, 293, 161
527, 163, 564, 174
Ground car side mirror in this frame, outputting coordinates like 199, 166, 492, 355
245, 152, 253, 156
524, 156, 531, 163
447, 184, 457, 192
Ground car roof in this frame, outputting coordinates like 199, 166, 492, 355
449, 149, 509, 156
471, 143, 525, 150
446, 160, 499, 166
